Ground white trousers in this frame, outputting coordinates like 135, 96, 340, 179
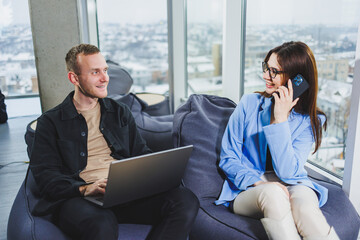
233, 174, 331, 238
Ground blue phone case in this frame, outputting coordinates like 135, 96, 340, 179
272, 74, 309, 102
290, 74, 309, 100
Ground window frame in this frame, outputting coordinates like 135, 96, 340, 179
168, 0, 188, 112
88, 0, 360, 214
343, 27, 360, 213
223, 0, 360, 213
221, 0, 245, 102
78, 0, 99, 46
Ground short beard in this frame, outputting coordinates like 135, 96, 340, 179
78, 84, 97, 99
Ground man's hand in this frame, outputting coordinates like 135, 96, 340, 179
79, 178, 107, 197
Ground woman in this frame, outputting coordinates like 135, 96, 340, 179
215, 41, 339, 240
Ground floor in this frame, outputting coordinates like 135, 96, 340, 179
0, 115, 39, 240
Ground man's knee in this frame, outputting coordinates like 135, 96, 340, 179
80, 211, 118, 237
57, 198, 119, 240
165, 187, 199, 219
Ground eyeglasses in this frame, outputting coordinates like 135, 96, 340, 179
262, 62, 285, 79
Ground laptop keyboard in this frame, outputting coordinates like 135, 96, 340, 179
96, 196, 104, 202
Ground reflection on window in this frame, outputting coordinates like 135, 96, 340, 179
96, 0, 169, 95
186, 0, 223, 96
245, 0, 360, 178
0, 0, 38, 97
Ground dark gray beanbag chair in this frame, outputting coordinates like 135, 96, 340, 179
172, 94, 360, 240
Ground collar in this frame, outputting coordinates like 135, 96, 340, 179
260, 95, 272, 111
260, 95, 299, 122
60, 91, 114, 120
259, 96, 271, 127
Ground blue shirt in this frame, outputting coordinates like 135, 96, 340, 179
215, 93, 328, 207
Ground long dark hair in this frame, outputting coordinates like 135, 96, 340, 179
260, 41, 326, 153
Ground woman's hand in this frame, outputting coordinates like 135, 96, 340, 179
253, 181, 290, 198
272, 79, 299, 124
79, 178, 108, 197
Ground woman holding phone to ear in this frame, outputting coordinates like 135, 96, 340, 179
215, 41, 339, 240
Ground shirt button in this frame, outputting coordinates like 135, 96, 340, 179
80, 152, 85, 157
100, 128, 104, 131
81, 132, 86, 137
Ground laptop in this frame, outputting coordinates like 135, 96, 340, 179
84, 145, 193, 208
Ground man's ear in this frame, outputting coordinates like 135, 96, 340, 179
68, 71, 79, 86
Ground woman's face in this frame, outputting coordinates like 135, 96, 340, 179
263, 53, 285, 95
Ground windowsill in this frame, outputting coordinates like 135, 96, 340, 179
5, 96, 42, 118
305, 162, 343, 186
5, 93, 40, 99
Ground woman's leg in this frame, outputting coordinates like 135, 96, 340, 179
233, 183, 288, 219
233, 183, 300, 240
288, 185, 339, 240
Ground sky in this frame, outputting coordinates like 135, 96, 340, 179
247, 0, 360, 26
1, 0, 360, 27
96, 0, 167, 24
0, 0, 30, 25
97, 0, 223, 24
96, 0, 360, 26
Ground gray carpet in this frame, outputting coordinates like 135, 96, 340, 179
0, 115, 38, 240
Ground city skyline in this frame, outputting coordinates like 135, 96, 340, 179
1, 18, 358, 176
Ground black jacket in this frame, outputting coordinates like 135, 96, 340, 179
0, 89, 7, 123
29, 91, 151, 215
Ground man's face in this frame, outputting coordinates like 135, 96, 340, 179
75, 53, 109, 99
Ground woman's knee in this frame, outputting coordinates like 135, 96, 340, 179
258, 184, 289, 204
289, 186, 320, 219
290, 195, 322, 223
256, 183, 291, 215
289, 186, 330, 237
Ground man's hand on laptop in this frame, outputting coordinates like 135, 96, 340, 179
79, 178, 108, 197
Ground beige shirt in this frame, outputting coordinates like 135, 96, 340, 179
78, 102, 115, 183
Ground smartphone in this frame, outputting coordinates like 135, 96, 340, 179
272, 74, 309, 101
288, 74, 309, 100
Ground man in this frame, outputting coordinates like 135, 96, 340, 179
30, 44, 199, 240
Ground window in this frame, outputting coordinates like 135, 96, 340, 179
186, 0, 223, 96
0, 0, 41, 118
0, 0, 38, 97
96, 0, 169, 95
244, 0, 360, 178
